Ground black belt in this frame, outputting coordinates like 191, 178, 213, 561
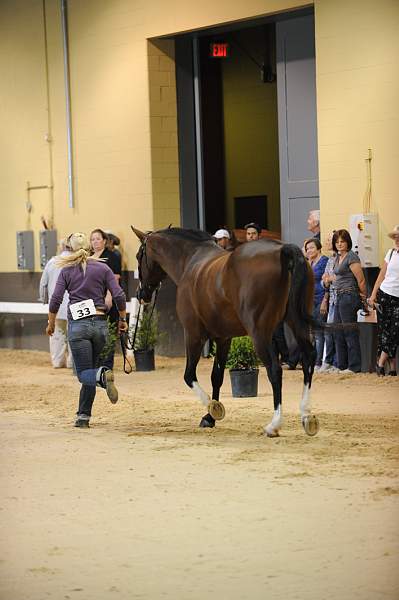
70, 314, 107, 321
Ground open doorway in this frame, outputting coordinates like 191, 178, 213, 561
199, 24, 280, 235
174, 8, 319, 246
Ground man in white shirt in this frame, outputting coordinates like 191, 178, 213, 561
39, 238, 72, 368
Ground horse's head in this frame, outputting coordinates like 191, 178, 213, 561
132, 226, 166, 304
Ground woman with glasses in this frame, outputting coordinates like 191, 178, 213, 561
304, 238, 328, 371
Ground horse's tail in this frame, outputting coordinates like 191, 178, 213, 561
280, 243, 318, 342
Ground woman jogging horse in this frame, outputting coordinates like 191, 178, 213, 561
132, 226, 319, 438
46, 232, 128, 428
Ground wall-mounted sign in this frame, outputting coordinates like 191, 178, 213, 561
209, 42, 230, 58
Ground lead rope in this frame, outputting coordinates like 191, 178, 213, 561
120, 287, 159, 374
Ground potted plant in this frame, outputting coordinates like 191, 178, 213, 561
133, 307, 163, 371
226, 336, 260, 397
99, 318, 119, 363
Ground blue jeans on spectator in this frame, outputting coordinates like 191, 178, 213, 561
313, 301, 326, 366
68, 316, 109, 417
324, 301, 337, 367
333, 292, 361, 372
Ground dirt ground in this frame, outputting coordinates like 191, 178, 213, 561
0, 348, 398, 600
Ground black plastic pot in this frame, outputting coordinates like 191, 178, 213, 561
134, 349, 155, 372
229, 369, 258, 397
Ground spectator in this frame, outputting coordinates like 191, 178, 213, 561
307, 210, 320, 240
46, 232, 127, 428
331, 229, 367, 373
368, 225, 399, 376
244, 222, 261, 242
304, 238, 328, 371
213, 228, 231, 250
90, 228, 122, 370
91, 229, 121, 284
106, 231, 122, 261
39, 238, 73, 368
320, 231, 339, 372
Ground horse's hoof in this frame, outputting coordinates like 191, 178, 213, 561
199, 416, 215, 428
265, 427, 280, 438
302, 415, 319, 436
207, 400, 225, 421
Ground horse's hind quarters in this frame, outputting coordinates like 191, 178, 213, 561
207, 400, 225, 421
302, 414, 319, 436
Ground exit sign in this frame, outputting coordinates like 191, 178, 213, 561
209, 42, 230, 58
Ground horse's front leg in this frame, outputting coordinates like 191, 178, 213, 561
299, 339, 319, 436
183, 334, 221, 428
253, 340, 283, 437
203, 338, 231, 426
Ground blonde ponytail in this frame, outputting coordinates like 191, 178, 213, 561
55, 232, 104, 271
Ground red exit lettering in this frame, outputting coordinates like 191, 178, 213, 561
210, 43, 229, 58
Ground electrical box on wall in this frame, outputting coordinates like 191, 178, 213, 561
349, 213, 379, 267
39, 229, 57, 269
16, 230, 34, 270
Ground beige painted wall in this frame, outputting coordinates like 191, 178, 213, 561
0, 0, 304, 273
315, 0, 399, 259
1, 0, 397, 275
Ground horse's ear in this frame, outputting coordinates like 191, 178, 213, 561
131, 226, 146, 242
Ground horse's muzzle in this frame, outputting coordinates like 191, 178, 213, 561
137, 285, 153, 305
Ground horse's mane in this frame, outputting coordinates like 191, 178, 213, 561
156, 227, 213, 243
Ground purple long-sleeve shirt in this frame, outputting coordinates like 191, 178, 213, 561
49, 260, 126, 320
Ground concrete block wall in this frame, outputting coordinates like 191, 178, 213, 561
315, 0, 398, 256
148, 39, 181, 231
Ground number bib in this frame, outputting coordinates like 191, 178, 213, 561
69, 299, 96, 320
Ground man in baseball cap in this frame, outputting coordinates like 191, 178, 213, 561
213, 228, 231, 249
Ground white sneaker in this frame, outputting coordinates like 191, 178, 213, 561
340, 368, 356, 374
314, 365, 321, 372
329, 366, 340, 373
319, 362, 332, 373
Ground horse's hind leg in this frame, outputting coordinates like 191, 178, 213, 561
253, 339, 283, 437
298, 338, 319, 436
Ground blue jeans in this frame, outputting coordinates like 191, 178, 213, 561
324, 301, 337, 367
68, 316, 109, 417
313, 301, 326, 366
333, 292, 362, 372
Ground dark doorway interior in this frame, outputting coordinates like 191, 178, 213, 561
174, 8, 316, 240
199, 39, 226, 233
235, 195, 268, 229
198, 24, 280, 236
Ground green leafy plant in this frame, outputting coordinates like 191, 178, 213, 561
99, 318, 118, 360
134, 307, 165, 351
226, 336, 259, 371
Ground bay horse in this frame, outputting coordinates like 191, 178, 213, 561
132, 226, 319, 437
